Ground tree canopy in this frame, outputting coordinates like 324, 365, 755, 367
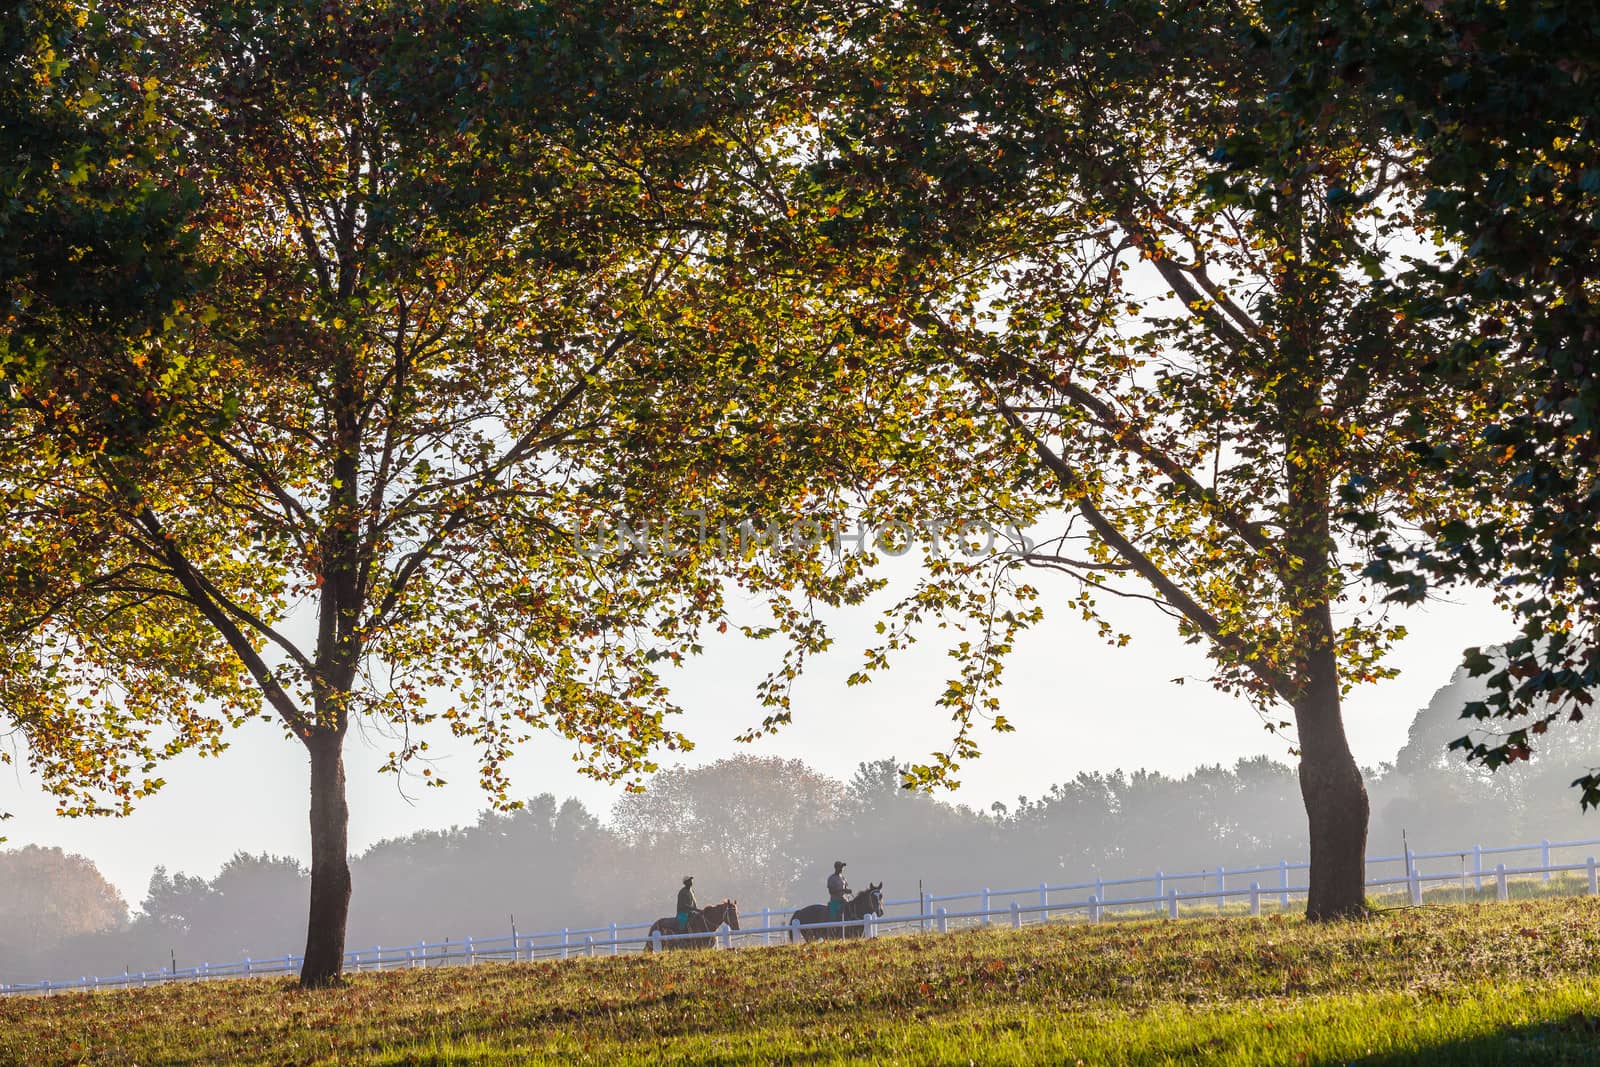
1, 1, 201, 374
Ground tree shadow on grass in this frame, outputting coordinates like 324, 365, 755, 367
1341, 1013, 1600, 1065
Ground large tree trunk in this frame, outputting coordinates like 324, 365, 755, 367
1295, 599, 1370, 920
300, 729, 352, 987
1273, 223, 1370, 917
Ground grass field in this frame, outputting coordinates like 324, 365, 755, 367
5, 897, 1600, 1065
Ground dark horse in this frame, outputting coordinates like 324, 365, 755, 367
646, 899, 740, 951
789, 882, 884, 942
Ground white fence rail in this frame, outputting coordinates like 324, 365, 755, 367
6, 833, 1599, 996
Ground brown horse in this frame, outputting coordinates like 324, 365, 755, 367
790, 883, 884, 942
646, 899, 740, 951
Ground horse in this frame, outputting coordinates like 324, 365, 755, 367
645, 899, 740, 951
789, 882, 884, 942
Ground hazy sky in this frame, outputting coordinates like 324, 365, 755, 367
2, 565, 1511, 905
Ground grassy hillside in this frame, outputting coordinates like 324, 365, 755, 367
5, 897, 1600, 1065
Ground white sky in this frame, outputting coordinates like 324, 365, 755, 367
1, 571, 1511, 905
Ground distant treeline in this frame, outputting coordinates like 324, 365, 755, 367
3, 669, 1594, 983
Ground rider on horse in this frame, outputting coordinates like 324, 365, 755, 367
676, 875, 699, 934
827, 860, 849, 921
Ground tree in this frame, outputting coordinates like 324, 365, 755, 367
0, 0, 884, 985
1002, 761, 1306, 883
348, 796, 613, 944
804, 0, 1483, 917
128, 854, 308, 964
1265, 2, 1600, 806
787, 757, 998, 903
0, 845, 127, 978
610, 755, 846, 906
139, 865, 221, 935
1371, 662, 1600, 850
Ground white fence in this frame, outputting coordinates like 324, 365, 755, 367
6, 833, 1599, 996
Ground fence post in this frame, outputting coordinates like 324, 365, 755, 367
1541, 839, 1552, 883
1088, 895, 1101, 923
1167, 887, 1178, 919
610, 922, 620, 956
244, 957, 252, 977
1250, 882, 1261, 916
936, 906, 948, 934
1589, 857, 1597, 896
1280, 859, 1290, 908
1010, 901, 1021, 929
651, 929, 662, 953
982, 888, 992, 925
719, 923, 732, 950
1408, 864, 1423, 906
762, 908, 771, 947
586, 935, 596, 958
1216, 866, 1226, 908
1496, 863, 1509, 902
1473, 844, 1483, 891
466, 936, 474, 965
562, 929, 570, 961
1039, 883, 1049, 924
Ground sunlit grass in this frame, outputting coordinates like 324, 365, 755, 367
4, 896, 1600, 1065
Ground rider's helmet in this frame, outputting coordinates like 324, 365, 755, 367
833, 860, 846, 871
683, 875, 694, 885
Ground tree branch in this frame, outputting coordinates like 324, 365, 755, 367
132, 505, 312, 738
991, 399, 1298, 701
